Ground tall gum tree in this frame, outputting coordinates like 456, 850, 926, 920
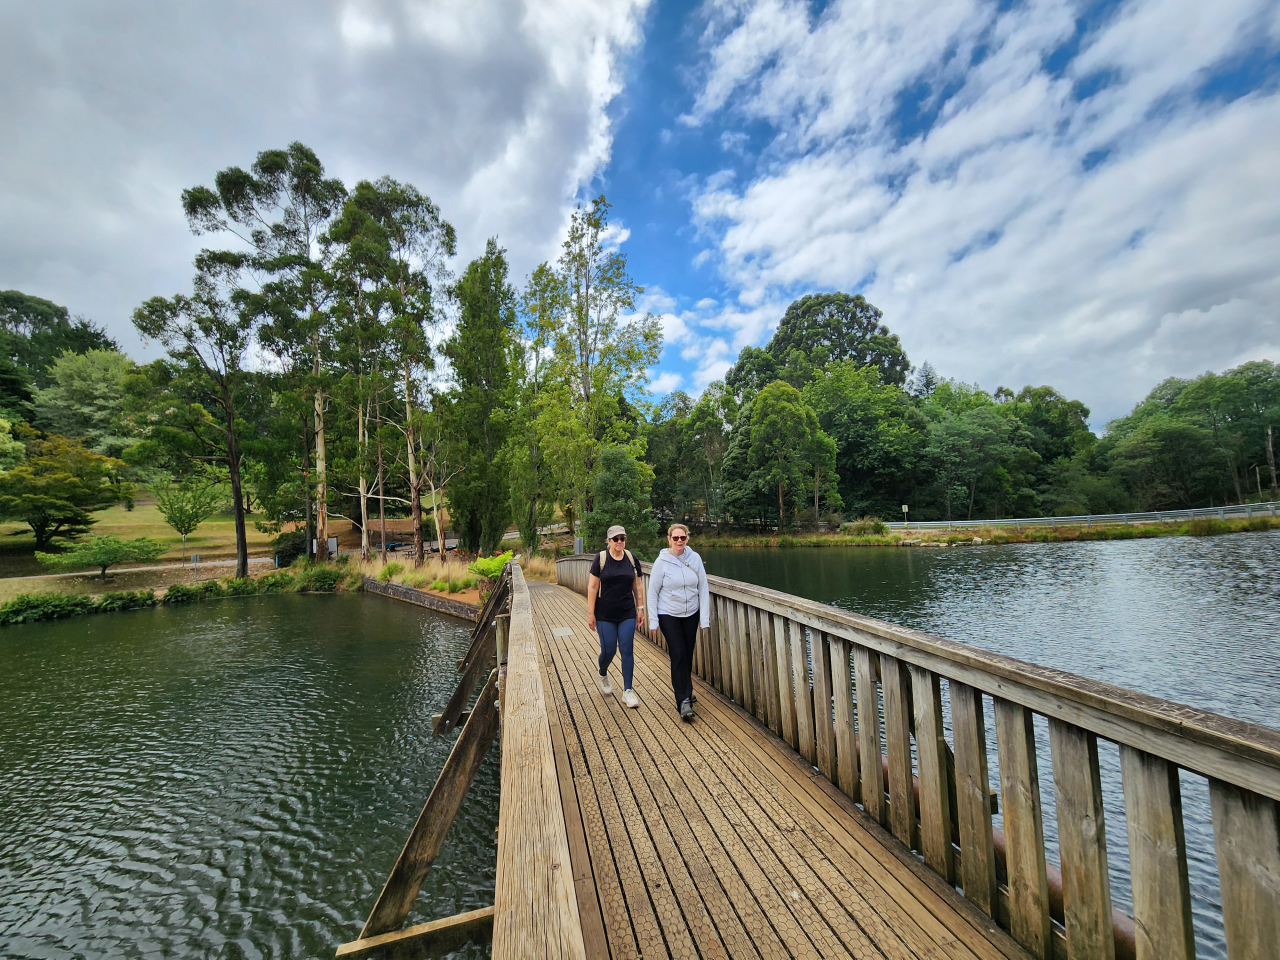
181, 142, 346, 560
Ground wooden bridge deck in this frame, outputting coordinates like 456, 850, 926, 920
528, 581, 1029, 960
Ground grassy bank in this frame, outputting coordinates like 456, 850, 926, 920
692, 515, 1279, 550
0, 561, 366, 626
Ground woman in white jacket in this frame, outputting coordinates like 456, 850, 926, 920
647, 523, 710, 721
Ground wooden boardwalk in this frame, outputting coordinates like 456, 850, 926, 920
528, 580, 1028, 960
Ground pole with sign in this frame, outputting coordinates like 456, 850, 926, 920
901, 505, 909, 531
191, 554, 199, 583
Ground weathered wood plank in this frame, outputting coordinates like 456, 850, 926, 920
951, 680, 998, 918
758, 606, 783, 736
994, 698, 1051, 958
735, 600, 755, 714
337, 905, 495, 959
813, 630, 837, 783
881, 653, 917, 849
790, 618, 816, 765
1049, 719, 1115, 960
361, 670, 500, 938
435, 620, 498, 736
830, 634, 859, 802
1210, 779, 1280, 960
773, 614, 798, 750
492, 566, 586, 960
911, 664, 954, 882
1119, 745, 1195, 960
855, 643, 886, 827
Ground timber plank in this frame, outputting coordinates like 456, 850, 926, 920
993, 699, 1051, 959
912, 665, 955, 883
951, 681, 998, 920
773, 614, 799, 750
790, 618, 816, 766
855, 644, 886, 827
881, 654, 918, 850
831, 635, 860, 802
812, 631, 837, 783
531, 581, 1023, 960
1209, 779, 1280, 960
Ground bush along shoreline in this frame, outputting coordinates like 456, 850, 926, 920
692, 514, 1278, 550
0, 562, 363, 627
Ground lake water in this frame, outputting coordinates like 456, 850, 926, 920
703, 532, 1280, 960
0, 594, 493, 960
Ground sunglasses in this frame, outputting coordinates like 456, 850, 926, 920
669, 534, 688, 542
610, 535, 627, 542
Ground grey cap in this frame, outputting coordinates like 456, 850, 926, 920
606, 525, 627, 540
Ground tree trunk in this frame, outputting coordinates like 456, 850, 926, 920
777, 480, 786, 527
358, 400, 370, 561
303, 413, 314, 559
1268, 425, 1277, 501
814, 465, 820, 522
226, 415, 249, 580
314, 387, 329, 561
404, 366, 424, 566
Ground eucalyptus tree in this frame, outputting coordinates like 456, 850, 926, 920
181, 142, 347, 558
445, 238, 518, 554
766, 293, 910, 386
132, 252, 256, 577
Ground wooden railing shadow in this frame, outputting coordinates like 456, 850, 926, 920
557, 554, 1280, 960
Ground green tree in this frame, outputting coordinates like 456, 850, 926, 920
750, 381, 827, 525
1109, 415, 1223, 509
0, 356, 33, 422
0, 433, 128, 547
582, 445, 659, 550
923, 407, 1026, 521
183, 143, 347, 559
0, 290, 117, 387
154, 476, 225, 560
36, 535, 166, 581
0, 418, 24, 473
445, 239, 518, 554
31, 349, 136, 456
132, 253, 255, 578
766, 293, 910, 385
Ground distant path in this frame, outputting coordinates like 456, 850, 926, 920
3, 556, 275, 582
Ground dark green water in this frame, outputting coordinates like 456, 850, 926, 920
703, 533, 1280, 960
0, 594, 495, 960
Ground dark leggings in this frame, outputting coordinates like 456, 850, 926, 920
658, 612, 699, 708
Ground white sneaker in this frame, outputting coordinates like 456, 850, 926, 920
622, 689, 640, 709
595, 672, 613, 696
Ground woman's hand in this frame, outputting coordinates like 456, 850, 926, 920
587, 612, 596, 631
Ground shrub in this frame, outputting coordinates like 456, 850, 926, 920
468, 551, 512, 580
36, 535, 167, 580
378, 561, 405, 582
429, 578, 449, 591
297, 566, 342, 592
257, 571, 295, 593
162, 583, 199, 604
0, 592, 97, 625
223, 578, 256, 597
843, 516, 888, 535
94, 590, 157, 613
1188, 518, 1230, 537
272, 530, 309, 566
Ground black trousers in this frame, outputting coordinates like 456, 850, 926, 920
658, 612, 699, 708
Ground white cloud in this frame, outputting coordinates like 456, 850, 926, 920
0, 0, 649, 354
683, 0, 1280, 423
649, 370, 684, 393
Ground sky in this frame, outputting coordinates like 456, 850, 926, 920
2, 0, 1279, 426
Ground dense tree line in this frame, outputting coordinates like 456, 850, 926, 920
2, 143, 1277, 564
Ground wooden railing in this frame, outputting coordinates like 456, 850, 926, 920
557, 555, 1280, 960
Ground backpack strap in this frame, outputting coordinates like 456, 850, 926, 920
598, 550, 607, 568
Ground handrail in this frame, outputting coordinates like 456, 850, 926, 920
556, 554, 1280, 960
889, 500, 1278, 531
492, 563, 586, 959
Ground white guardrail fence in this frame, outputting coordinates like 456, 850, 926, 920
889, 500, 1279, 531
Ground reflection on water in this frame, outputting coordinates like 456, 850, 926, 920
0, 594, 494, 960
704, 532, 1280, 960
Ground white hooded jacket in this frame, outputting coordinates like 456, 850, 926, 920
646, 547, 710, 631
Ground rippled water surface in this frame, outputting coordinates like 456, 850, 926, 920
0, 594, 494, 960
704, 532, 1280, 960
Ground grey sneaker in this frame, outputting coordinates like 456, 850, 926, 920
679, 698, 694, 722
622, 688, 640, 708
595, 672, 613, 696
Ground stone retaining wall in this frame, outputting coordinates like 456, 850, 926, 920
362, 577, 482, 622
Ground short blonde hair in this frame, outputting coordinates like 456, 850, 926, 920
667, 523, 690, 538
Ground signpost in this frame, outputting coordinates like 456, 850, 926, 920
191, 553, 199, 583
901, 504, 909, 531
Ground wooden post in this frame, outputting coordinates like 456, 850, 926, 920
759, 607, 782, 736
1210, 779, 1280, 960
994, 698, 1051, 958
830, 635, 859, 801
951, 680, 997, 917
881, 653, 917, 849
790, 619, 816, 765
911, 664, 954, 882
1120, 746, 1196, 960
773, 614, 798, 749
734, 601, 754, 714
338, 906, 495, 959
1049, 720, 1116, 960
361, 670, 501, 938
812, 631, 836, 783
855, 644, 885, 826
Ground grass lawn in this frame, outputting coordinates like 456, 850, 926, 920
0, 500, 276, 579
